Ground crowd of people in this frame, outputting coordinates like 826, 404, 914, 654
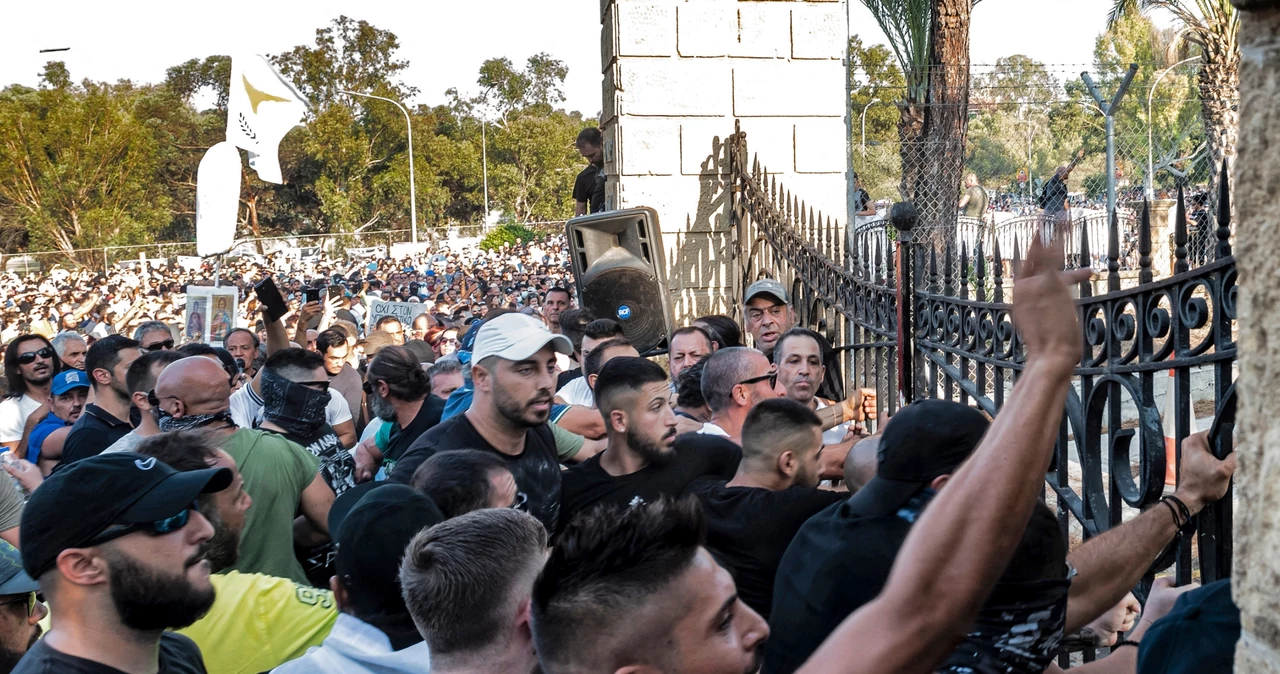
0, 230, 1242, 674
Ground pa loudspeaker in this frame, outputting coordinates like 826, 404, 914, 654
566, 208, 672, 355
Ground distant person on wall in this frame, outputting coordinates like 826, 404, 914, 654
853, 173, 876, 217
573, 128, 606, 216
958, 173, 989, 219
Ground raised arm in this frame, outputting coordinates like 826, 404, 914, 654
799, 238, 1091, 674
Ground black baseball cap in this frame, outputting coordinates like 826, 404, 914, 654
846, 400, 989, 517
332, 484, 443, 616
1137, 580, 1239, 674
20, 452, 231, 579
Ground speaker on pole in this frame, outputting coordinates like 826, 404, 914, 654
566, 207, 672, 355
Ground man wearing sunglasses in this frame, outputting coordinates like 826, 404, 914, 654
133, 321, 176, 353
698, 346, 780, 445
13, 452, 232, 673
60, 335, 143, 466
0, 335, 61, 452
0, 541, 46, 674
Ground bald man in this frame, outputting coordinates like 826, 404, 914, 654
155, 356, 335, 584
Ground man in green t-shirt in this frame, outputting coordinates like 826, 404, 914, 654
154, 355, 334, 584
959, 173, 988, 218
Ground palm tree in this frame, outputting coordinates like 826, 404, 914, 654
1108, 0, 1239, 175
858, 0, 931, 202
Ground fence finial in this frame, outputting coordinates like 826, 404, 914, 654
944, 242, 955, 297
1174, 183, 1189, 274
959, 242, 970, 301
1108, 207, 1121, 293
890, 202, 919, 234
975, 239, 987, 302
993, 235, 1005, 303
929, 245, 940, 294
1215, 160, 1232, 260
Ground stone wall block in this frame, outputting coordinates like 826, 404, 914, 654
616, 2, 677, 57
601, 1, 618, 71
676, 4, 735, 57
617, 117, 681, 176
733, 60, 846, 117
794, 118, 848, 173
724, 118, 795, 174
617, 60, 732, 116
731, 4, 792, 58
680, 117, 739, 176
791, 4, 845, 59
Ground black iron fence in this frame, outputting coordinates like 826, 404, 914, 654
729, 125, 1237, 664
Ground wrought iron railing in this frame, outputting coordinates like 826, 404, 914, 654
728, 124, 1237, 666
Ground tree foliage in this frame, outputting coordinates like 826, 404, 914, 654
0, 16, 592, 260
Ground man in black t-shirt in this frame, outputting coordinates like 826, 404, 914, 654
559, 357, 739, 530
15, 453, 228, 674
687, 398, 844, 620
573, 127, 606, 216
391, 313, 574, 533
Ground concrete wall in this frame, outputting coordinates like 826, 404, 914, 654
1232, 3, 1280, 672
600, 0, 850, 320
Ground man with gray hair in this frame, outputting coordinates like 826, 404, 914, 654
49, 332, 87, 371
699, 346, 778, 445
426, 356, 465, 400
132, 320, 174, 352
399, 509, 548, 674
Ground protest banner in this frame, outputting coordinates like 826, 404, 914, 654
368, 299, 429, 330
185, 286, 238, 347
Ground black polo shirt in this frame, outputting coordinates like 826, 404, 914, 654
60, 404, 133, 465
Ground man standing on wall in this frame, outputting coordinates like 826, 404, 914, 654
573, 128, 606, 216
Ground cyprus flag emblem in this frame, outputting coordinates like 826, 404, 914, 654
226, 54, 309, 184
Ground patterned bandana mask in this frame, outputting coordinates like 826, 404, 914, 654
259, 368, 330, 438
157, 408, 236, 433
937, 572, 1073, 674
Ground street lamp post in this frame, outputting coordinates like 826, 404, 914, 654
1147, 56, 1201, 199
860, 97, 880, 156
481, 116, 490, 226
338, 90, 418, 245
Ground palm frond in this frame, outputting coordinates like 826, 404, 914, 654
1107, 0, 1141, 28
858, 0, 931, 103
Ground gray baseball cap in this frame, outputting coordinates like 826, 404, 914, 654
744, 278, 789, 305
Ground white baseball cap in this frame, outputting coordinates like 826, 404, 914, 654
472, 313, 573, 364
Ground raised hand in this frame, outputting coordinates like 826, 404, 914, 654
1011, 238, 1092, 373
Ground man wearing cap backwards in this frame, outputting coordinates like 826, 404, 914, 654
23, 369, 89, 468
743, 278, 845, 402
763, 402, 1237, 674
391, 313, 574, 533
0, 541, 46, 673
272, 484, 440, 673
13, 452, 232, 673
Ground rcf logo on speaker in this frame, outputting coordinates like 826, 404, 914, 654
616, 305, 632, 320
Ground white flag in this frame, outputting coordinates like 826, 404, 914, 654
226, 54, 308, 184
196, 141, 242, 257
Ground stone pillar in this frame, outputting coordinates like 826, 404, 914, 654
600, 0, 849, 320
1231, 2, 1280, 671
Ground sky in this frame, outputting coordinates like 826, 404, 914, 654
0, 0, 1157, 115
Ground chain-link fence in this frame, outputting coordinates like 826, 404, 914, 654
853, 61, 1233, 280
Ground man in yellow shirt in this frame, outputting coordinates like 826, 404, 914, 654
137, 431, 338, 674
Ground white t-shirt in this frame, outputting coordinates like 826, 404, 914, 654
229, 382, 353, 430
556, 377, 594, 408
815, 399, 853, 445
698, 422, 730, 437
0, 394, 42, 443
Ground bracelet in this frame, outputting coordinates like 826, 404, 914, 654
1159, 499, 1184, 529
1113, 639, 1140, 650
1165, 495, 1193, 525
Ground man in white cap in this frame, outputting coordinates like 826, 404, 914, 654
389, 313, 573, 533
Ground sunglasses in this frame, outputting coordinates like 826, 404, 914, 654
15, 347, 54, 365
738, 372, 778, 389
143, 339, 175, 351
88, 502, 200, 547
0, 592, 38, 618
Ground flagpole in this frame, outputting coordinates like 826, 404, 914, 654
338, 90, 417, 245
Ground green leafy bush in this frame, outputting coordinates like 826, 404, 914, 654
479, 224, 536, 251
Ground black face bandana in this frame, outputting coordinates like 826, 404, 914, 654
157, 408, 236, 433
260, 368, 330, 438
937, 572, 1073, 674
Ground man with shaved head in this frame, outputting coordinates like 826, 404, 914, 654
154, 355, 335, 583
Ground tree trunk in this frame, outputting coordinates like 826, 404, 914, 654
917, 0, 972, 253
897, 101, 926, 204
1197, 43, 1238, 228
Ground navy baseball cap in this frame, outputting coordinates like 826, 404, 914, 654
51, 370, 90, 396
1138, 580, 1239, 674
332, 484, 442, 616
0, 541, 38, 595
846, 400, 989, 517
20, 453, 231, 578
